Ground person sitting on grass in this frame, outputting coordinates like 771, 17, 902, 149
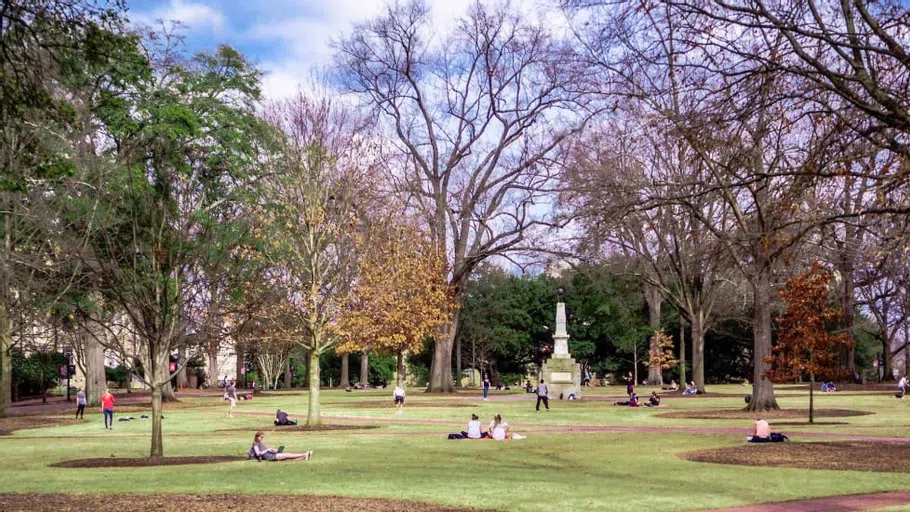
662, 380, 678, 391
249, 431, 311, 461
274, 409, 298, 426
644, 391, 661, 407
747, 418, 771, 442
683, 382, 698, 396
489, 413, 511, 440
461, 414, 489, 439
825, 382, 837, 392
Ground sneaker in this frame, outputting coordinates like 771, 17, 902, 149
304, 450, 313, 460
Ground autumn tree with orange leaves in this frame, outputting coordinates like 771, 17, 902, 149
765, 263, 854, 423
644, 330, 678, 378
337, 224, 454, 386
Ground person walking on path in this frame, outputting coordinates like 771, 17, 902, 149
226, 380, 237, 417
483, 378, 490, 401
536, 379, 550, 412
100, 390, 115, 429
75, 389, 86, 419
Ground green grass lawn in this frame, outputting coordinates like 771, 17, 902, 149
3, 384, 910, 511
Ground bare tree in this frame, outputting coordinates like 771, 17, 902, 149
334, 0, 598, 391
260, 92, 377, 424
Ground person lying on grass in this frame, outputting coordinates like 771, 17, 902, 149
613, 394, 639, 407
249, 431, 311, 461
274, 409, 298, 426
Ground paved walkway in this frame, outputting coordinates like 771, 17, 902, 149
707, 490, 910, 511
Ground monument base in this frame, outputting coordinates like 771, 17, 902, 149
542, 356, 582, 400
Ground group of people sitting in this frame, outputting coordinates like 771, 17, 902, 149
682, 381, 699, 395
613, 391, 661, 407
450, 413, 514, 440
820, 381, 838, 392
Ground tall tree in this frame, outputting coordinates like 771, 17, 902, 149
766, 262, 854, 423
335, 0, 598, 391
338, 223, 454, 386
64, 37, 269, 456
260, 92, 375, 425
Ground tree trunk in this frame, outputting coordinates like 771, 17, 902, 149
236, 347, 245, 386
82, 327, 106, 406
150, 386, 164, 457
809, 372, 815, 424
679, 317, 687, 386
153, 363, 177, 402
206, 346, 221, 388
428, 308, 460, 393
691, 314, 706, 393
881, 329, 894, 381
283, 358, 292, 389
455, 334, 462, 387
839, 264, 856, 374
746, 270, 779, 411
0, 211, 11, 416
360, 350, 369, 385
633, 344, 639, 385
396, 351, 405, 386
306, 349, 321, 426
645, 284, 663, 386
904, 323, 909, 378
175, 345, 187, 390
339, 353, 350, 388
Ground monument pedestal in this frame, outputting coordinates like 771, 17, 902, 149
544, 301, 581, 399
542, 356, 581, 400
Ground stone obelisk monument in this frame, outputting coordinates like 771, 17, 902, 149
541, 291, 581, 399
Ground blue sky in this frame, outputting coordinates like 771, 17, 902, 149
124, 0, 475, 100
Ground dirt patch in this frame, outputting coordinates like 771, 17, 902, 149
684, 441, 910, 473
772, 421, 850, 426
656, 408, 872, 420
0, 494, 485, 511
115, 400, 222, 413
50, 456, 245, 468
216, 424, 379, 433
0, 416, 86, 436
340, 400, 475, 408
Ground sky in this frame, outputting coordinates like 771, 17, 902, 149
125, 0, 495, 101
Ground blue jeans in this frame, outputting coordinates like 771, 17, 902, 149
483, 388, 488, 398
103, 408, 113, 428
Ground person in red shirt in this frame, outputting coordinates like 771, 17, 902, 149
101, 390, 115, 429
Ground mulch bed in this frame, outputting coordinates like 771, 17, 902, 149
0, 416, 86, 436
216, 424, 379, 433
50, 456, 244, 468
684, 441, 910, 473
0, 494, 486, 511
656, 408, 872, 420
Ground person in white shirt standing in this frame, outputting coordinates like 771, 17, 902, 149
899, 375, 908, 399
393, 385, 406, 413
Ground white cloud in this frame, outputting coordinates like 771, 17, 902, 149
137, 0, 226, 32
